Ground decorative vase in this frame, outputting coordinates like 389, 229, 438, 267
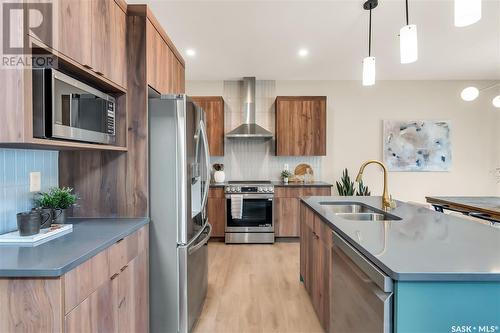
214, 170, 226, 183
283, 177, 289, 184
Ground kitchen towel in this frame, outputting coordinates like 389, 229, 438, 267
231, 195, 243, 220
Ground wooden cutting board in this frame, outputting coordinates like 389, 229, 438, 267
294, 163, 314, 177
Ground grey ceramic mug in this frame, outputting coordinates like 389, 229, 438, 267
17, 212, 41, 236
31, 208, 52, 229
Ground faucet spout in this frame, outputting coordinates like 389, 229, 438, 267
355, 160, 394, 211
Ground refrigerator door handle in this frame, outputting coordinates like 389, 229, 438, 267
188, 223, 212, 255
199, 119, 211, 213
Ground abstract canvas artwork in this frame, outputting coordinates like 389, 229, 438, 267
383, 120, 452, 171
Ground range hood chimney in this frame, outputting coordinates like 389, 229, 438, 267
225, 77, 274, 139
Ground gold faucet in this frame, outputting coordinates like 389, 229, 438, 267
355, 160, 395, 211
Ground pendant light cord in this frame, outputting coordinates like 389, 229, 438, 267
369, 9, 372, 57
405, 0, 409, 25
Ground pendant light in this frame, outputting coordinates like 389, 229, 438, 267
460, 83, 500, 108
493, 95, 500, 108
362, 0, 377, 86
400, 0, 418, 64
454, 0, 481, 27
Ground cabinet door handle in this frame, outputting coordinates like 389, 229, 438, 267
83, 64, 92, 70
120, 265, 128, 272
96, 71, 104, 76
110, 273, 119, 280
116, 238, 124, 244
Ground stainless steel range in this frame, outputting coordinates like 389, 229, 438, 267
225, 181, 275, 244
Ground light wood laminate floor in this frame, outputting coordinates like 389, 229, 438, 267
193, 242, 324, 333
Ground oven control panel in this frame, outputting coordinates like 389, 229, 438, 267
225, 185, 274, 194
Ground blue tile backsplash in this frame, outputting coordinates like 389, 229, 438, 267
0, 148, 58, 234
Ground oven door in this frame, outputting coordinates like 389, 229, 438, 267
226, 194, 274, 232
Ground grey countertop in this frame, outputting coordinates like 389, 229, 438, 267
301, 196, 500, 282
0, 217, 149, 277
210, 181, 332, 187
272, 181, 332, 187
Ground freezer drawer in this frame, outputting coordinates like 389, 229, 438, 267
179, 223, 211, 333
330, 231, 393, 333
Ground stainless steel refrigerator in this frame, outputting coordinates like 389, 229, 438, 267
149, 94, 211, 333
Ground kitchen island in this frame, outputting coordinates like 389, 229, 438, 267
300, 196, 500, 333
0, 217, 149, 332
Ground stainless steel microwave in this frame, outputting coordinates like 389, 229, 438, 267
32, 68, 116, 145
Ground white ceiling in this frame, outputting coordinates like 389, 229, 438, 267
130, 0, 500, 81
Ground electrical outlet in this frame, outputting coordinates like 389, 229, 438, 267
29, 172, 41, 192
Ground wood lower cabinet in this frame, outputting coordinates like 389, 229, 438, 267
0, 225, 149, 333
275, 96, 327, 156
208, 187, 226, 237
300, 202, 331, 332
0, 278, 63, 332
65, 278, 117, 333
275, 186, 331, 237
192, 97, 225, 156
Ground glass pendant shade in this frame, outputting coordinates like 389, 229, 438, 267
362, 56, 376, 86
460, 87, 479, 101
400, 24, 418, 64
454, 0, 481, 27
493, 95, 500, 108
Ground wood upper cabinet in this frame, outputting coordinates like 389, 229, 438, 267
91, 0, 127, 88
56, 0, 92, 67
146, 20, 185, 94
28, 0, 127, 89
192, 97, 225, 156
275, 186, 331, 237
275, 96, 327, 156
109, 2, 127, 88
300, 203, 331, 332
208, 188, 226, 237
90, 0, 111, 76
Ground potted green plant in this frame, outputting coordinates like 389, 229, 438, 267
35, 187, 78, 224
336, 168, 371, 196
280, 170, 292, 184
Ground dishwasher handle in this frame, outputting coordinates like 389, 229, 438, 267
332, 231, 393, 293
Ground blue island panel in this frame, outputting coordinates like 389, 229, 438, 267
394, 281, 500, 333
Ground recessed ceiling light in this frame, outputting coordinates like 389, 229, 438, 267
298, 48, 309, 57
186, 49, 196, 57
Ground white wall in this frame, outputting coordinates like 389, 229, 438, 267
187, 80, 500, 203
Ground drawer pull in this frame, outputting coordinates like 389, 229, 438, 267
116, 238, 124, 244
120, 265, 128, 272
110, 273, 119, 280
83, 64, 92, 69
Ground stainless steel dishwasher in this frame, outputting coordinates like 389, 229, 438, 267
330, 231, 393, 333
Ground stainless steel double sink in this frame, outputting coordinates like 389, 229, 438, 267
318, 202, 402, 221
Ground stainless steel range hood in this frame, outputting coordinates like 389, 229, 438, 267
225, 77, 274, 139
